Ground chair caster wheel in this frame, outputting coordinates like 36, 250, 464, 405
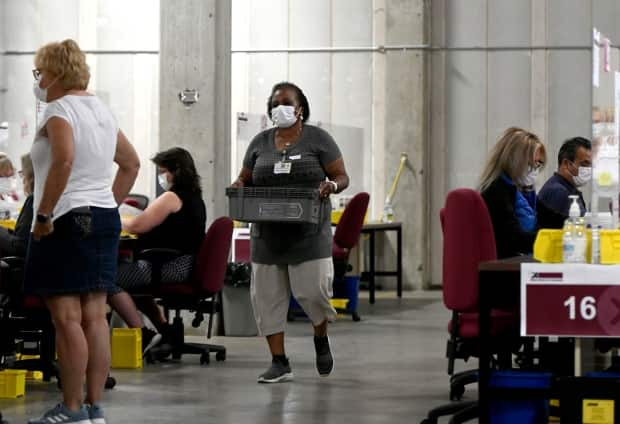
216, 351, 226, 361
200, 353, 210, 365
105, 375, 116, 389
352, 311, 361, 322
449, 384, 465, 401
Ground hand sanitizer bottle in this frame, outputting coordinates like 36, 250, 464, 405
563, 195, 586, 263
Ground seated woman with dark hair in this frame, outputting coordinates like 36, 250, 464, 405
108, 147, 207, 352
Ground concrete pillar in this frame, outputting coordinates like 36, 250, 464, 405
375, 0, 427, 290
160, 0, 231, 224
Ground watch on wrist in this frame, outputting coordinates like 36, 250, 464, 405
36, 213, 50, 224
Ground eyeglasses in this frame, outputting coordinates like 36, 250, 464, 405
32, 69, 41, 80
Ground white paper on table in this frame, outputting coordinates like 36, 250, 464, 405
118, 203, 143, 217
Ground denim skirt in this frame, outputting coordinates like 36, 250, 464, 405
24, 207, 121, 296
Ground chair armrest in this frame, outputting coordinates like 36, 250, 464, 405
0, 256, 25, 268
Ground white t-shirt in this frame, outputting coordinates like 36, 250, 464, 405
31, 95, 118, 222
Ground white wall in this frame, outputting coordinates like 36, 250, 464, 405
1, 0, 159, 198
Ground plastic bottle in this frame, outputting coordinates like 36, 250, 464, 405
591, 225, 601, 264
382, 201, 394, 223
563, 195, 586, 263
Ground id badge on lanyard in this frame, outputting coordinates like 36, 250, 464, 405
274, 150, 292, 174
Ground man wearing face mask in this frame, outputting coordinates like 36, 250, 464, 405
537, 137, 592, 229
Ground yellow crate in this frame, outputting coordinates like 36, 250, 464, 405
111, 328, 142, 369
330, 298, 349, 310
331, 210, 369, 225
0, 370, 26, 398
533, 229, 594, 264
26, 371, 43, 381
533, 229, 564, 263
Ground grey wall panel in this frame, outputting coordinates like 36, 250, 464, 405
289, 0, 330, 48
547, 0, 591, 46
386, 0, 425, 44
592, 0, 620, 45
332, 0, 372, 46
288, 53, 331, 124
445, 0, 487, 47
487, 51, 531, 144
488, 0, 531, 47
445, 51, 487, 189
548, 50, 592, 157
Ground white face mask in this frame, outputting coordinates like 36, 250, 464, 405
158, 173, 171, 191
573, 166, 592, 187
271, 105, 298, 128
517, 167, 539, 187
33, 78, 49, 102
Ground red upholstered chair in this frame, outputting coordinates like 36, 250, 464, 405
332, 192, 369, 321
423, 189, 520, 424
153, 217, 233, 365
332, 192, 370, 272
123, 193, 149, 211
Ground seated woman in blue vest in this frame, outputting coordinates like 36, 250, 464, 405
479, 127, 547, 259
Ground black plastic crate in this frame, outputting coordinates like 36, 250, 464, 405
226, 187, 323, 224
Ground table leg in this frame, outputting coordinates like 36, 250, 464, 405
396, 227, 402, 298
478, 270, 491, 424
574, 338, 582, 377
369, 231, 376, 304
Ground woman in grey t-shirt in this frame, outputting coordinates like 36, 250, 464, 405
232, 82, 349, 383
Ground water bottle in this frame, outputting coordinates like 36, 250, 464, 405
563, 195, 586, 263
591, 225, 601, 264
382, 201, 394, 223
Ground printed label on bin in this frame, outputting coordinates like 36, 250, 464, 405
259, 202, 303, 219
583, 399, 614, 424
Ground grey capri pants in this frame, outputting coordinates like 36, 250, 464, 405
250, 257, 336, 336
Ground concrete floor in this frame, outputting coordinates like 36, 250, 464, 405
1, 291, 471, 423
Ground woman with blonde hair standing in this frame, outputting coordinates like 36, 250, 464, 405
25, 39, 140, 424
479, 127, 547, 259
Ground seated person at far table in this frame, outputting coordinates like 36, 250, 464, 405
107, 147, 206, 351
479, 127, 547, 259
0, 154, 34, 257
537, 137, 592, 229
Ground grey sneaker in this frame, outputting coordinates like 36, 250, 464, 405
86, 404, 106, 424
257, 359, 294, 383
28, 403, 91, 424
314, 335, 334, 376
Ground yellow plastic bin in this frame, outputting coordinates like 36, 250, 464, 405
0, 369, 27, 398
111, 328, 142, 369
534, 229, 593, 264
600, 230, 620, 264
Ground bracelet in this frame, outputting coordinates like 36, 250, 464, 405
328, 180, 338, 193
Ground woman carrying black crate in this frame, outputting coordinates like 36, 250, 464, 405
231, 81, 350, 383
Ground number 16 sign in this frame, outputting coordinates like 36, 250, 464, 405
521, 263, 620, 337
